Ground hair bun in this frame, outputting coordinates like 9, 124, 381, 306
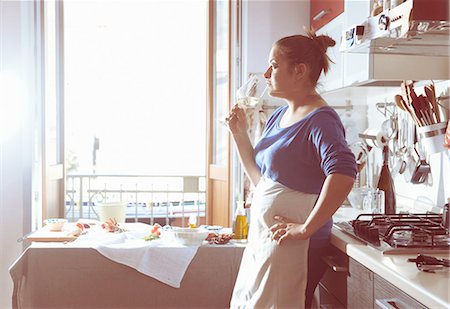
315, 35, 336, 52
304, 27, 336, 75
304, 27, 336, 52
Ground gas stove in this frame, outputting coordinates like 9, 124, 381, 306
334, 213, 450, 255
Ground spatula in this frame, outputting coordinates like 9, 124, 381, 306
410, 143, 431, 184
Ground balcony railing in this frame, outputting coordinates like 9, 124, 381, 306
65, 174, 206, 227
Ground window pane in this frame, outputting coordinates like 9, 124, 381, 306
44, 0, 58, 165
64, 1, 207, 176
212, 1, 229, 166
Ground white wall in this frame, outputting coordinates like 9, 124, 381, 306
0, 2, 34, 307
244, 0, 310, 74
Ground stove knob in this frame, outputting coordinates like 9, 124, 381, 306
360, 222, 370, 240
368, 228, 380, 245
355, 221, 368, 237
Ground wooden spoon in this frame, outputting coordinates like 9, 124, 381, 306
429, 81, 442, 122
428, 82, 441, 123
395, 93, 422, 126
394, 95, 406, 112
418, 95, 432, 126
407, 84, 425, 126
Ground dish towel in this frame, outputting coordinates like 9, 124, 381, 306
92, 231, 199, 288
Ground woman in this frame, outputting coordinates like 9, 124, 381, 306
227, 29, 357, 309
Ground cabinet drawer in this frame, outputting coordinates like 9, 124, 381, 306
320, 245, 348, 307
348, 258, 374, 309
374, 274, 427, 309
310, 0, 344, 31
319, 284, 345, 309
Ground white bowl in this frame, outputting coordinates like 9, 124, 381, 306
98, 202, 126, 223
171, 228, 209, 246
44, 218, 68, 231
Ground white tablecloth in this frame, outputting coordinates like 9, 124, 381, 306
9, 224, 245, 309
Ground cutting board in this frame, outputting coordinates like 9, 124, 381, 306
27, 228, 78, 242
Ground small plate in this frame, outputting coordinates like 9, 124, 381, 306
202, 225, 223, 232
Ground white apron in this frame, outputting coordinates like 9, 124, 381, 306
230, 177, 318, 309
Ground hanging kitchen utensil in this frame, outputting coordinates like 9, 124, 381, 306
392, 118, 408, 176
403, 124, 418, 183
410, 143, 431, 184
403, 147, 417, 183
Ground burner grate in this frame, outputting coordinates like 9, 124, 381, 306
350, 213, 449, 249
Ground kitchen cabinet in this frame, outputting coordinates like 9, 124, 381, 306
319, 0, 449, 93
320, 248, 428, 309
310, 0, 344, 31
340, 0, 449, 87
319, 245, 348, 308
347, 258, 374, 309
374, 274, 427, 309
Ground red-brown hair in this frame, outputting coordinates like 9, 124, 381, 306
274, 28, 336, 86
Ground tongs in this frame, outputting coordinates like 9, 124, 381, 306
408, 254, 450, 273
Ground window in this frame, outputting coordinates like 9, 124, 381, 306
63, 1, 208, 225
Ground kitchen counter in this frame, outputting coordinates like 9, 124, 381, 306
332, 207, 450, 309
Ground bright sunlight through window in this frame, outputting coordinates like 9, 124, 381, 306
64, 1, 207, 176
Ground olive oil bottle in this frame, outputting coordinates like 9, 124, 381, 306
233, 201, 248, 240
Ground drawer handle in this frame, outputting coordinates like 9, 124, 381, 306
375, 298, 404, 309
322, 256, 347, 272
313, 9, 330, 21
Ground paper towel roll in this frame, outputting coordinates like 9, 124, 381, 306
362, 128, 388, 148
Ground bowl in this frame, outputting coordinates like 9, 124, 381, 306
98, 202, 127, 223
171, 228, 209, 246
44, 218, 68, 231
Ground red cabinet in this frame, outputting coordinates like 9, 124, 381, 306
310, 0, 344, 31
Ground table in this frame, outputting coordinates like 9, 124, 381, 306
9, 235, 245, 308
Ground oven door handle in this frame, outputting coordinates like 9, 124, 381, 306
322, 256, 348, 273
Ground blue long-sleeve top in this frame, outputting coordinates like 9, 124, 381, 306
254, 105, 357, 247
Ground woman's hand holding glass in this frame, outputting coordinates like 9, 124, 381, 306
269, 215, 309, 245
226, 104, 248, 137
